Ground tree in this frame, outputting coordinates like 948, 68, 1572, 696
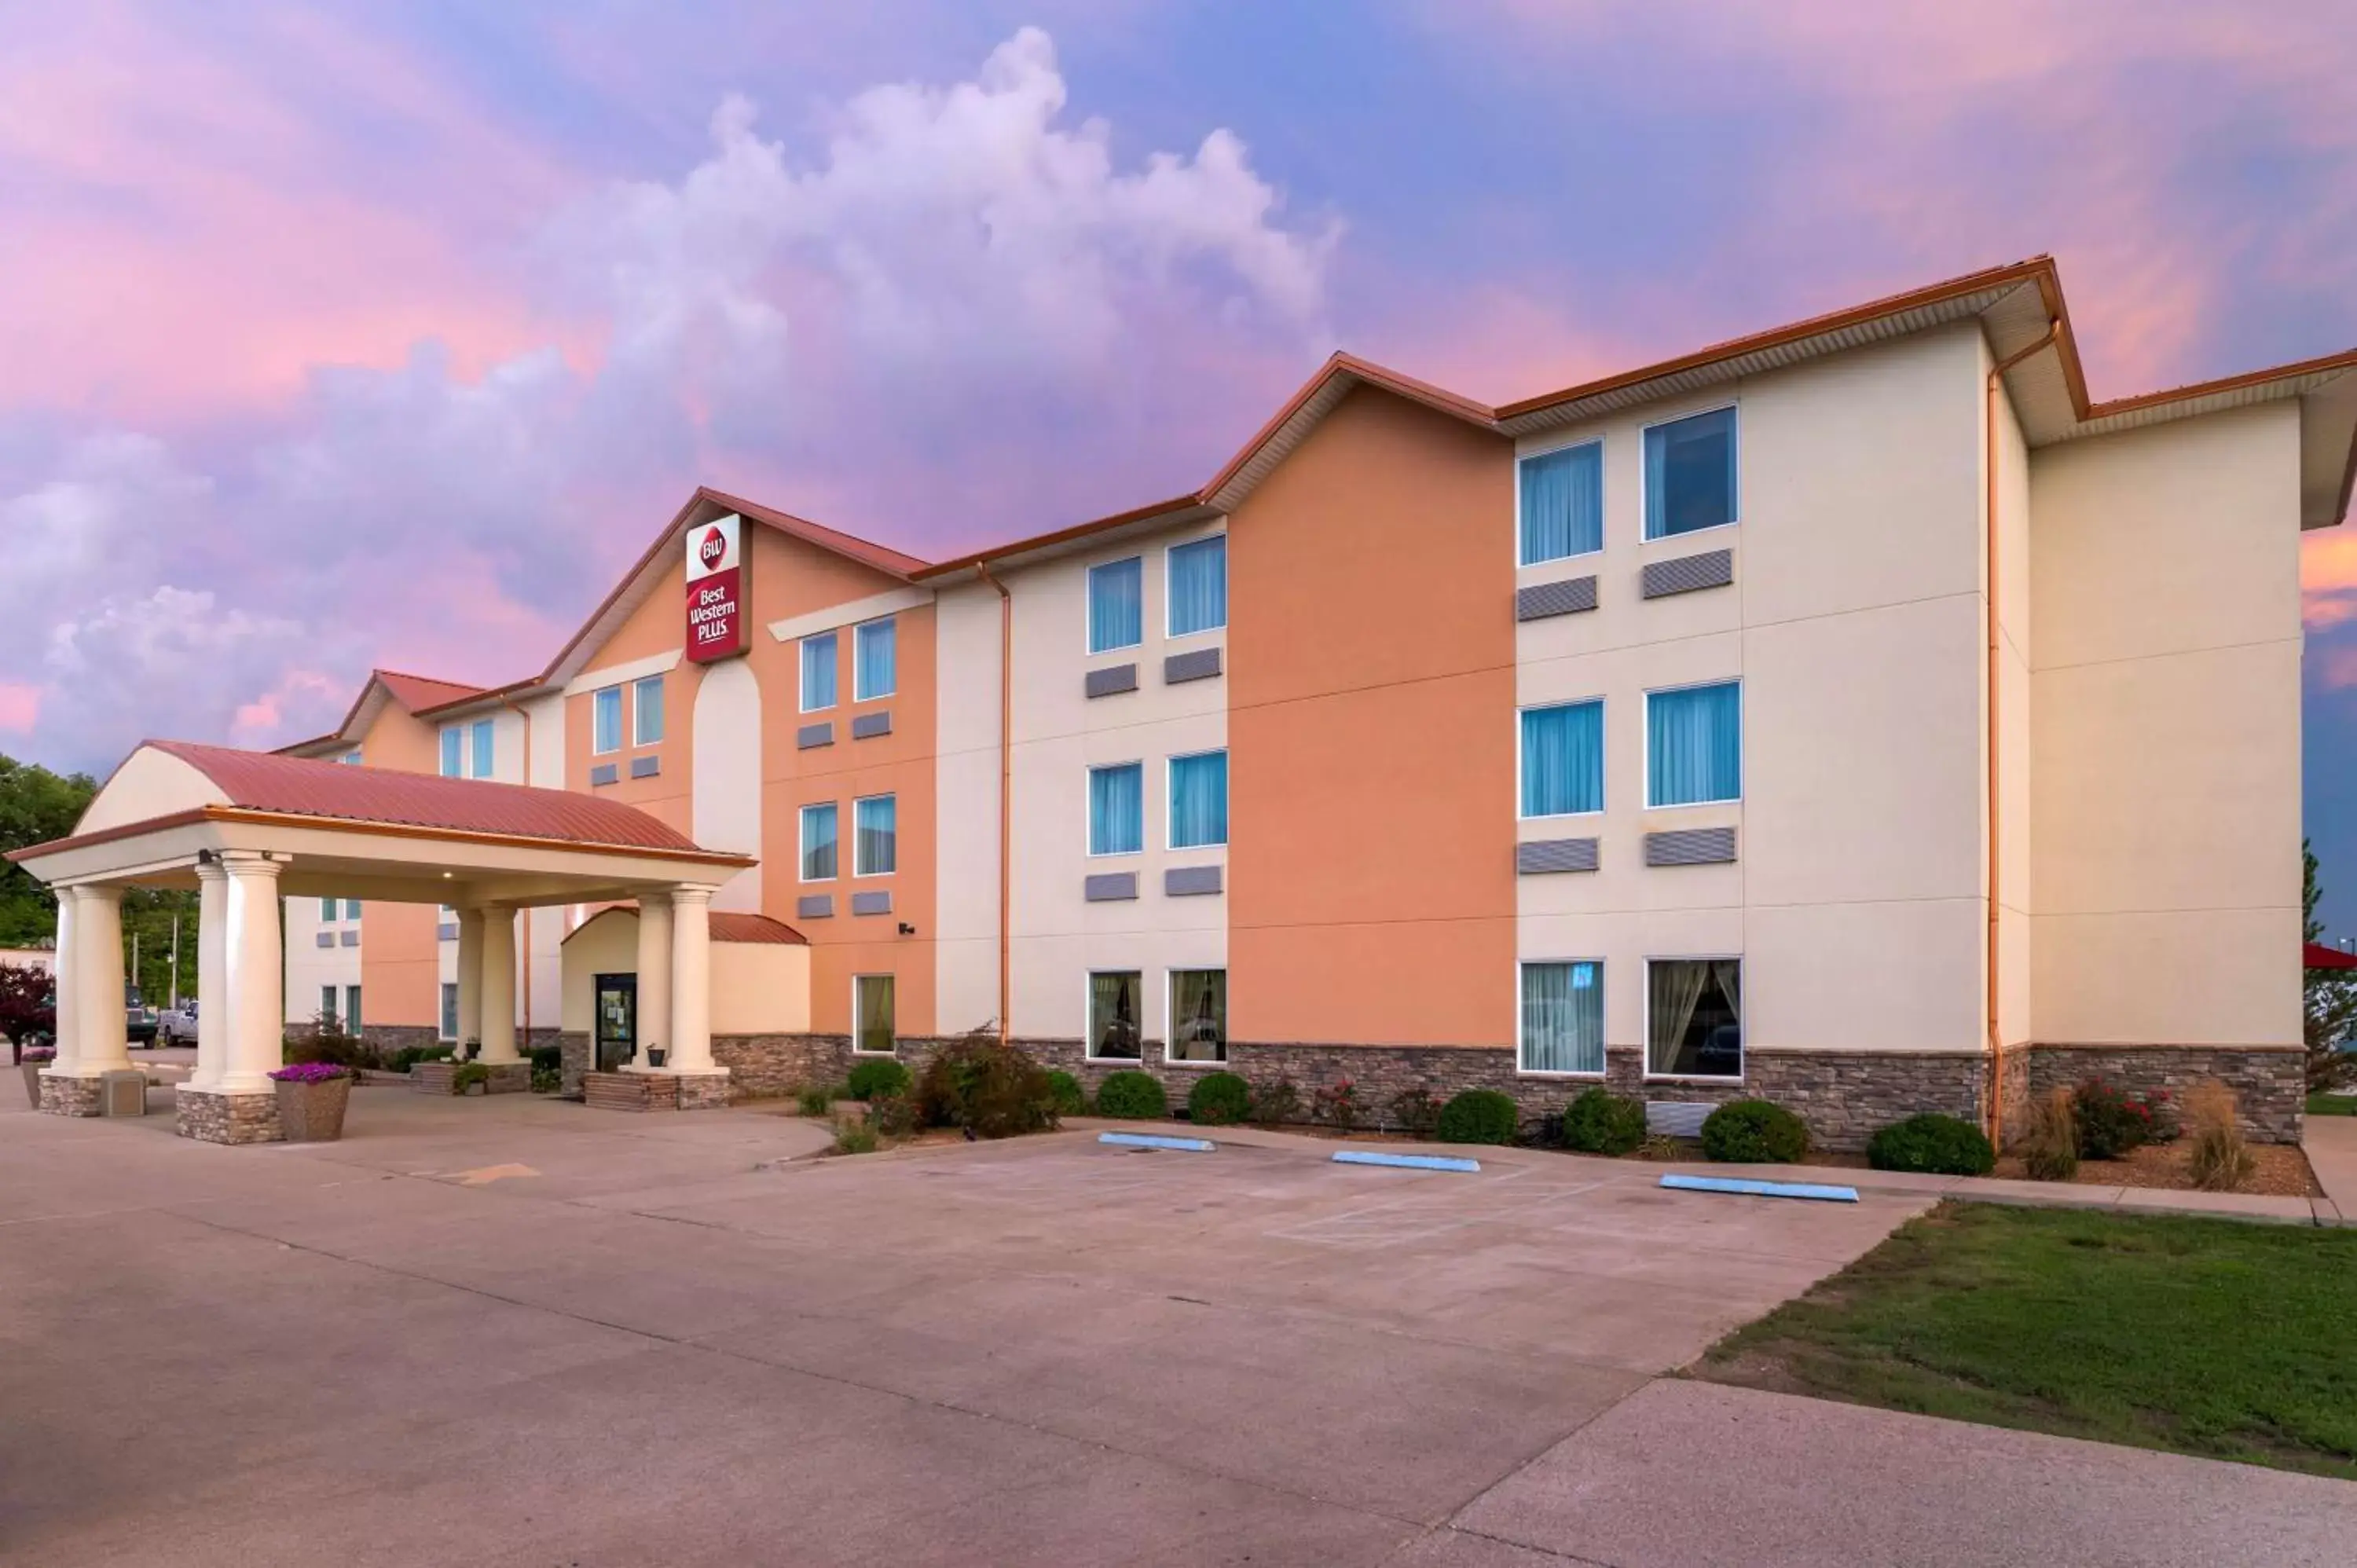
0, 962, 54, 1067
0, 753, 97, 947
2304, 841, 2357, 1091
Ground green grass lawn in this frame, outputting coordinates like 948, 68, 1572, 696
1694, 1202, 2357, 1478
2308, 1090, 2357, 1117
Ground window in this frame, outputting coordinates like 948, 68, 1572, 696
1520, 962, 1604, 1075
440, 983, 459, 1042
854, 793, 897, 876
345, 899, 361, 919
800, 632, 838, 712
1168, 749, 1228, 848
1646, 681, 1741, 807
439, 726, 464, 778
800, 802, 839, 881
853, 974, 896, 1056
469, 717, 493, 779
1520, 700, 1604, 817
1087, 763, 1143, 856
1088, 557, 1143, 654
344, 985, 362, 1036
1644, 407, 1737, 539
1168, 535, 1227, 636
854, 617, 896, 701
339, 749, 363, 766
1087, 971, 1144, 1061
1168, 969, 1226, 1064
592, 686, 623, 754
321, 897, 338, 921
1519, 442, 1603, 564
632, 676, 664, 746
1648, 958, 1741, 1077
319, 984, 337, 1024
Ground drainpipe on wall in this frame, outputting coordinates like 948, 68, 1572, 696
1985, 321, 2059, 1151
974, 562, 1014, 1047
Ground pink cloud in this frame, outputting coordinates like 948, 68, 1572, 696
0, 683, 39, 734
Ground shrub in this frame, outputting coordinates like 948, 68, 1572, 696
1312, 1078, 1366, 1132
1248, 1075, 1302, 1127
1387, 1086, 1444, 1139
1436, 1089, 1519, 1145
846, 1057, 912, 1101
831, 1115, 878, 1155
1046, 1070, 1087, 1117
796, 1083, 837, 1117
869, 1090, 920, 1138
1561, 1088, 1648, 1156
1868, 1112, 1995, 1177
1187, 1072, 1252, 1127
2021, 1087, 2080, 1181
1094, 1070, 1167, 1119
285, 1014, 368, 1068
2184, 1080, 2256, 1192
1700, 1100, 1809, 1163
530, 1068, 562, 1094
269, 1061, 350, 1084
914, 1032, 1059, 1138
2073, 1076, 2164, 1160
391, 1043, 455, 1073
450, 1062, 492, 1095
529, 1043, 563, 1075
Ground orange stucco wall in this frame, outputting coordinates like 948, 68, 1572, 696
356, 698, 446, 1030
1226, 387, 1518, 1047
566, 577, 699, 839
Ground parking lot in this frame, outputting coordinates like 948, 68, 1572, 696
6, 1084, 2348, 1566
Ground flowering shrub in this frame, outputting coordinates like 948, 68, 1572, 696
23, 1045, 56, 1063
269, 1061, 350, 1084
2072, 1077, 2171, 1160
1312, 1078, 1365, 1132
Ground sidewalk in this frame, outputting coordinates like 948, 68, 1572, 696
2304, 1115, 2357, 1224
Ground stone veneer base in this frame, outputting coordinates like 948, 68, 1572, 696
175, 1087, 284, 1145
411, 1061, 530, 1096
582, 1071, 677, 1112
698, 1034, 2305, 1150
36, 1072, 104, 1117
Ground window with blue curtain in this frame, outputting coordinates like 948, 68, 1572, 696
1169, 750, 1229, 848
345, 899, 362, 919
1520, 962, 1604, 1074
438, 726, 463, 777
592, 686, 623, 753
854, 793, 897, 876
855, 617, 896, 700
800, 802, 838, 881
1647, 681, 1741, 806
1087, 557, 1142, 654
469, 718, 494, 778
1518, 442, 1603, 564
1087, 763, 1143, 855
1168, 535, 1227, 637
632, 677, 664, 746
1644, 407, 1738, 538
1519, 701, 1604, 816
801, 632, 838, 711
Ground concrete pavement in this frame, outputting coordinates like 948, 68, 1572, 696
5, 1084, 2352, 1565
2304, 1114, 2357, 1224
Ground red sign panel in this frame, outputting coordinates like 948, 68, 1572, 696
684, 516, 748, 662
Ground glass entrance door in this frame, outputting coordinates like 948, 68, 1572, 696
594, 974, 636, 1073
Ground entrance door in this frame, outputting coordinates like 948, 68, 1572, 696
594, 974, 636, 1072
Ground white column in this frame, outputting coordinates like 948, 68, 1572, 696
455, 907, 485, 1050
47, 886, 79, 1076
668, 886, 719, 1075
189, 859, 229, 1092
71, 885, 131, 1078
629, 892, 672, 1071
478, 907, 519, 1064
217, 854, 283, 1094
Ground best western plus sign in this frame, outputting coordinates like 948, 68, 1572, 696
683, 514, 747, 661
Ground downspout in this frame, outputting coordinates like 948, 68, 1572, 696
1985, 321, 2058, 1151
974, 562, 1014, 1046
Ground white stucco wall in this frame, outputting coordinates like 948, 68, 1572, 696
691, 656, 764, 914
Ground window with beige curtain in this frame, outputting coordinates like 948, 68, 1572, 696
1168, 970, 1226, 1062
853, 974, 896, 1057
1647, 958, 1740, 1076
1088, 972, 1143, 1061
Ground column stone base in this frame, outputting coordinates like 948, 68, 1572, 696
37, 1072, 104, 1117
583, 1071, 678, 1112
175, 1086, 284, 1145
676, 1071, 731, 1111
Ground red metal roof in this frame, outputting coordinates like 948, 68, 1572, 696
374, 669, 487, 713
150, 740, 706, 852
2306, 941, 2357, 970
709, 912, 808, 946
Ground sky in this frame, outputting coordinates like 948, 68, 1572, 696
4, 1, 2357, 918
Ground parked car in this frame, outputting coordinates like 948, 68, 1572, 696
126, 984, 159, 1047
159, 1000, 200, 1044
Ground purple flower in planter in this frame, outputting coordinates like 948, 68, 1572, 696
269, 1062, 351, 1083
24, 1046, 56, 1062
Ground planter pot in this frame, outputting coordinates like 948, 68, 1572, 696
647, 1048, 668, 1069
21, 1061, 46, 1109
273, 1075, 352, 1142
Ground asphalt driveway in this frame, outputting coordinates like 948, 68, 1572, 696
3, 1083, 2351, 1565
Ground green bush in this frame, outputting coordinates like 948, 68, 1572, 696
529, 1043, 563, 1075
450, 1062, 492, 1096
1436, 1089, 1519, 1145
2073, 1077, 2165, 1160
1387, 1086, 1444, 1138
390, 1043, 455, 1074
1045, 1070, 1087, 1116
831, 1116, 878, 1155
1187, 1072, 1252, 1126
1700, 1100, 1809, 1163
1560, 1088, 1648, 1155
1248, 1075, 1302, 1127
529, 1068, 562, 1095
915, 1033, 1059, 1138
1868, 1112, 1995, 1176
846, 1056, 912, 1101
796, 1083, 838, 1116
1094, 1070, 1168, 1119
869, 1090, 920, 1138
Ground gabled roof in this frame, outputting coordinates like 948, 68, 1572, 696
278, 667, 494, 757
562, 905, 808, 947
